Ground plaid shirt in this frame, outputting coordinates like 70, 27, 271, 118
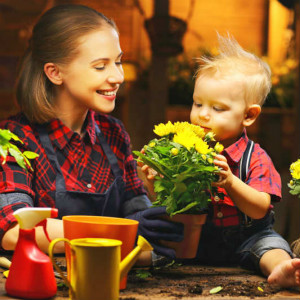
0, 111, 146, 240
211, 130, 281, 227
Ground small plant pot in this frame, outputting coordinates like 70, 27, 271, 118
161, 214, 207, 259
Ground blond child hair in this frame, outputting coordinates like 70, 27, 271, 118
195, 34, 272, 106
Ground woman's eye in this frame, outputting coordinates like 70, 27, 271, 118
194, 102, 202, 107
95, 65, 105, 70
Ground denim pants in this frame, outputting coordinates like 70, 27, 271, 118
195, 210, 293, 273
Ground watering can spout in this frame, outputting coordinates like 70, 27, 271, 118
120, 235, 153, 280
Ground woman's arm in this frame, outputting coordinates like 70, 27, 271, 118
2, 218, 65, 253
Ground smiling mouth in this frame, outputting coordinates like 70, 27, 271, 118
96, 90, 117, 96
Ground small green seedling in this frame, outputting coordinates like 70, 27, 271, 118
209, 286, 223, 294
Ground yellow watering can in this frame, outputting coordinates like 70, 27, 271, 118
49, 235, 152, 300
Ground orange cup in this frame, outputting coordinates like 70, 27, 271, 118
62, 215, 139, 290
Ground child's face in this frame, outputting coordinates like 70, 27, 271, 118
56, 26, 124, 114
190, 75, 248, 147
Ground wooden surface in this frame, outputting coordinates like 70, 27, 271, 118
0, 256, 300, 300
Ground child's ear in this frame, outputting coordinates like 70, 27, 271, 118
243, 104, 261, 127
43, 62, 63, 85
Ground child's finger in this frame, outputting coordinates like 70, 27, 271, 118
214, 154, 227, 162
141, 164, 149, 172
214, 160, 228, 171
147, 168, 158, 180
137, 160, 144, 167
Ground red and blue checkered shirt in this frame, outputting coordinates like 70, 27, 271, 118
0, 110, 147, 242
211, 130, 281, 227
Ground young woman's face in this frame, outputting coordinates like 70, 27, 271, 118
57, 26, 124, 114
190, 75, 247, 148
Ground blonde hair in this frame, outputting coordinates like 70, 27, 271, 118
195, 34, 271, 106
16, 4, 117, 124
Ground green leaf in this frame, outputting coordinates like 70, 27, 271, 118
172, 182, 187, 196
9, 148, 27, 170
133, 151, 171, 179
170, 201, 198, 216
0, 129, 22, 143
23, 151, 39, 159
0, 146, 7, 160
209, 286, 223, 294
135, 269, 152, 279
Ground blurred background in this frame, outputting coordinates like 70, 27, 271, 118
0, 0, 299, 243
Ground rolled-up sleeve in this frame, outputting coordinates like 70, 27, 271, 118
0, 192, 34, 249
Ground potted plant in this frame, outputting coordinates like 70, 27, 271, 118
288, 158, 300, 198
133, 121, 224, 258
0, 129, 38, 171
287, 158, 300, 256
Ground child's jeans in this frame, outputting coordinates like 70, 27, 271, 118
195, 210, 293, 273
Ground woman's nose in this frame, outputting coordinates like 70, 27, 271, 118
107, 65, 124, 84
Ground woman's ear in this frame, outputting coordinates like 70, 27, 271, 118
243, 104, 261, 127
44, 63, 62, 85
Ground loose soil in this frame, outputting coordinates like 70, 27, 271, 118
55, 259, 299, 299
121, 265, 283, 299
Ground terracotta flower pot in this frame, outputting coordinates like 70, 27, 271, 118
161, 214, 207, 259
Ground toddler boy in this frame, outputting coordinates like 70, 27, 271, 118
144, 34, 300, 287
189, 34, 300, 287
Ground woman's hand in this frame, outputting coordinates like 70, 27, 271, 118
212, 154, 234, 189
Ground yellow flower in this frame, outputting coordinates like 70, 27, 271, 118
205, 132, 215, 141
173, 121, 190, 133
149, 142, 156, 147
207, 157, 213, 164
153, 121, 175, 136
201, 154, 206, 161
173, 122, 205, 138
290, 159, 300, 180
214, 142, 224, 153
191, 124, 205, 138
173, 130, 197, 150
195, 138, 210, 154
170, 148, 179, 156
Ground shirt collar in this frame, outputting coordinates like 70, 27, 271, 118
223, 129, 249, 163
47, 110, 97, 150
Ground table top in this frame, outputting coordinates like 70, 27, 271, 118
0, 256, 299, 300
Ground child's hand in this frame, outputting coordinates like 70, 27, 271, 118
137, 148, 158, 200
140, 164, 158, 180
137, 148, 158, 180
213, 154, 234, 189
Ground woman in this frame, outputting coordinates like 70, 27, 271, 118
0, 4, 182, 258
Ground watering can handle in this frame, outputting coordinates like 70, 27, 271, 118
48, 238, 75, 298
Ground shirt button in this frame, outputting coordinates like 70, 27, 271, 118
217, 212, 223, 218
214, 196, 220, 202
87, 183, 92, 189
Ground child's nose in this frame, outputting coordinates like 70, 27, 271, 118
199, 107, 210, 120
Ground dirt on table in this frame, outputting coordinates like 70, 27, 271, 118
55, 260, 299, 299
120, 264, 285, 299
